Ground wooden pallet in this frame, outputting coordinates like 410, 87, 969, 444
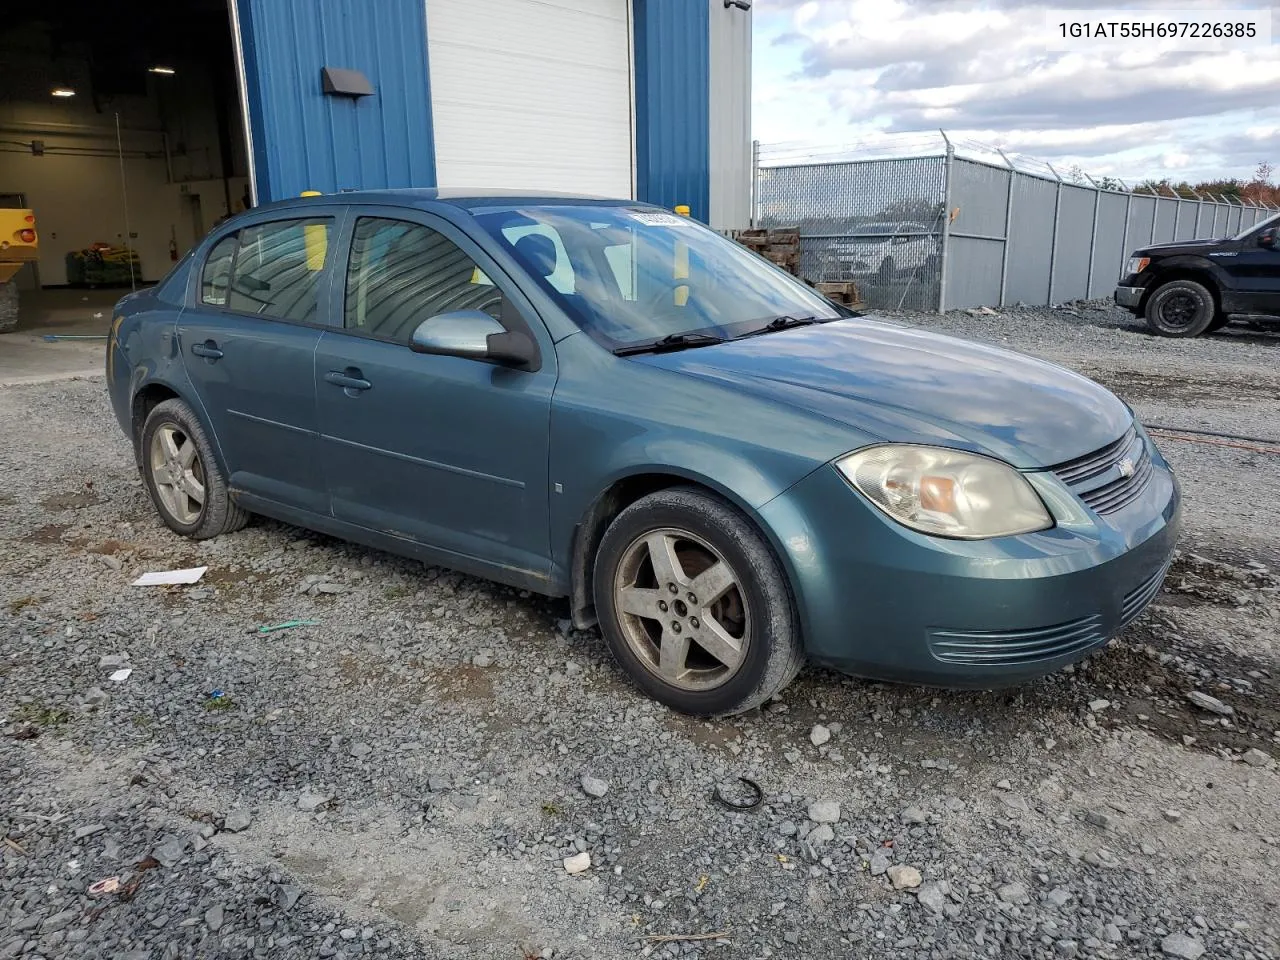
732, 227, 802, 276
815, 280, 864, 308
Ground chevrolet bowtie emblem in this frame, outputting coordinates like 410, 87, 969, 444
1117, 457, 1135, 478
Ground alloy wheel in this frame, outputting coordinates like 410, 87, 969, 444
149, 423, 206, 525
612, 527, 750, 691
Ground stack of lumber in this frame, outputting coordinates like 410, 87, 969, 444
734, 228, 800, 275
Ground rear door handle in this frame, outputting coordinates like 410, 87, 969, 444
324, 369, 372, 392
190, 340, 223, 360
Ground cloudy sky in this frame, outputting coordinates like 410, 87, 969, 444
753, 0, 1279, 185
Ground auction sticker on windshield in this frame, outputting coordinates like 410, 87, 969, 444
631, 212, 692, 227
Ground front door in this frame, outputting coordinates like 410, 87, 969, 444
1219, 223, 1280, 315
178, 214, 339, 513
314, 211, 556, 577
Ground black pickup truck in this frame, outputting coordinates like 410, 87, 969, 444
1114, 211, 1279, 337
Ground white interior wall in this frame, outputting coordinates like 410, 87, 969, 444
0, 36, 248, 286
0, 146, 247, 285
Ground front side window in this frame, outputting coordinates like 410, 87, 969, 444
224, 218, 332, 322
473, 205, 845, 348
200, 234, 237, 306
344, 217, 505, 343
1234, 211, 1280, 241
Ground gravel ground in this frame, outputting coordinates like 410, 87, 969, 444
2, 302, 1279, 960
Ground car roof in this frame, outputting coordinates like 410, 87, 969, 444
247, 188, 650, 216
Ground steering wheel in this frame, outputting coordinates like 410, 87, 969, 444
640, 280, 691, 315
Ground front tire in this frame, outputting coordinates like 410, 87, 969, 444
139, 398, 249, 539
1144, 279, 1215, 337
593, 487, 804, 716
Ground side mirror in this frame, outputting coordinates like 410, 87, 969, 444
409, 310, 537, 368
1259, 229, 1277, 249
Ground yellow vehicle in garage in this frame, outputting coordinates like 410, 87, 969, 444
0, 208, 39, 334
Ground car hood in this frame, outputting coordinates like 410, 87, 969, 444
633, 317, 1132, 469
1139, 238, 1226, 254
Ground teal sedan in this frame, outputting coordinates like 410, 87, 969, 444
107, 190, 1179, 715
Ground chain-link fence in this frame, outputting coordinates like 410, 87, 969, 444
755, 135, 1279, 312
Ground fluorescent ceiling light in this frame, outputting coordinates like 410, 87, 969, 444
51, 88, 76, 97
148, 66, 176, 75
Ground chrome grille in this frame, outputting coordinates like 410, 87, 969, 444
927, 615, 1106, 665
1050, 427, 1153, 515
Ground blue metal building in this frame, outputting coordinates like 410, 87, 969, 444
230, 0, 752, 228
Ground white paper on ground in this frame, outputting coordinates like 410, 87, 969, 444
109, 669, 133, 683
131, 566, 208, 587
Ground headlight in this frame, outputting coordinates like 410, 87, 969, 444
836, 445, 1053, 539
1125, 256, 1150, 276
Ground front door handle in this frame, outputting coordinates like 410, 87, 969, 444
190, 340, 223, 360
324, 368, 372, 393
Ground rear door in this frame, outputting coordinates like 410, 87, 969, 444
314, 208, 557, 576
178, 213, 341, 513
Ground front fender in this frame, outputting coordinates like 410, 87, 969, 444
1145, 255, 1232, 301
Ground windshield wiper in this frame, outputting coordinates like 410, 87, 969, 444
733, 315, 822, 339
613, 332, 726, 356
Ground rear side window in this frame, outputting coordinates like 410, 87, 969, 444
344, 217, 505, 343
200, 218, 333, 322
200, 235, 237, 306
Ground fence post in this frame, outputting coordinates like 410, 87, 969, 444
1045, 162, 1064, 305
996, 147, 1016, 307
937, 130, 954, 314
750, 139, 761, 229
1149, 189, 1158, 244
1119, 183, 1133, 280
1172, 193, 1182, 239
1191, 189, 1204, 236
1082, 172, 1102, 298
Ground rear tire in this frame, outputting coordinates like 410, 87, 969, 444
593, 486, 804, 716
1144, 279, 1215, 337
139, 398, 249, 539
877, 257, 896, 283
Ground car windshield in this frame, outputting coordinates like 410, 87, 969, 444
470, 204, 847, 348
1233, 211, 1280, 241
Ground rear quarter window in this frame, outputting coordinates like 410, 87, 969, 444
201, 235, 237, 306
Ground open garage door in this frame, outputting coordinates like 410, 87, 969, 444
426, 0, 634, 198
0, 0, 249, 293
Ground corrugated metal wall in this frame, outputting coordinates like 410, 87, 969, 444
633, 0, 710, 222
707, 0, 751, 230
1090, 193, 1129, 298
235, 0, 436, 202
1004, 175, 1057, 306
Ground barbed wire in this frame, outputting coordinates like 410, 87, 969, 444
756, 132, 1279, 208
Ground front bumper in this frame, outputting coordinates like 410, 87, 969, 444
1114, 284, 1144, 309
759, 443, 1180, 687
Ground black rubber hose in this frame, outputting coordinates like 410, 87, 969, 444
1145, 423, 1280, 446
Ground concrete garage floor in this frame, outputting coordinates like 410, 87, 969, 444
0, 287, 125, 385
